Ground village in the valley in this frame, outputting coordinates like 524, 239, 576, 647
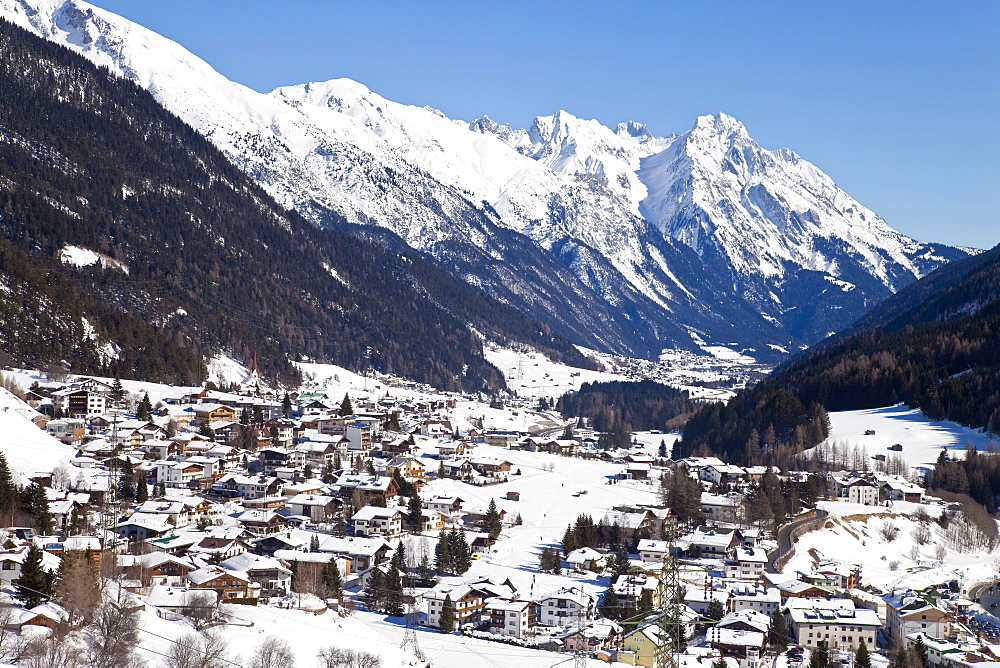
0, 348, 996, 668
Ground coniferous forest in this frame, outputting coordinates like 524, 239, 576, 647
556, 380, 696, 439
0, 19, 589, 389
681, 244, 1000, 464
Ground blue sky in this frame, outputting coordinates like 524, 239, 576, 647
97, 0, 998, 249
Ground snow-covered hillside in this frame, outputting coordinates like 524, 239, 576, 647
0, 0, 970, 360
0, 388, 74, 481
819, 404, 998, 473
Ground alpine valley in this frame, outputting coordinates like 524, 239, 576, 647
0, 0, 974, 373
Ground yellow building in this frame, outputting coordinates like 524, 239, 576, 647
618, 625, 663, 667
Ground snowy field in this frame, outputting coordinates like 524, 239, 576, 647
0, 388, 74, 481
821, 404, 997, 473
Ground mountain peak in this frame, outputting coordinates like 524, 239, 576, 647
616, 120, 652, 139
690, 112, 752, 143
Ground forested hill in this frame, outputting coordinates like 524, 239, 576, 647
680, 242, 1000, 464
0, 19, 589, 389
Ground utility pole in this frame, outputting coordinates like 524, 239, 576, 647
400, 602, 426, 663
653, 522, 684, 668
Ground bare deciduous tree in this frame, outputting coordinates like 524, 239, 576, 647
317, 646, 383, 668
878, 521, 899, 542
249, 636, 295, 668
181, 591, 226, 630
19, 634, 85, 668
84, 598, 144, 668
166, 631, 230, 668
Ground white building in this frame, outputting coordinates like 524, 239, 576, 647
537, 587, 596, 628
784, 598, 881, 650
351, 507, 405, 540
484, 598, 535, 638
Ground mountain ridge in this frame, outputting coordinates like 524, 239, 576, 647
1, 0, 973, 362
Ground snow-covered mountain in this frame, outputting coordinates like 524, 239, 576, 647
2, 0, 971, 360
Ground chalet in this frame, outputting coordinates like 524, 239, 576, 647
219, 553, 292, 599
434, 442, 469, 458
135, 500, 191, 528
623, 463, 651, 480
565, 547, 605, 572
193, 403, 237, 425
681, 528, 740, 557
703, 463, 747, 485
562, 620, 623, 653
46, 418, 86, 445
218, 474, 281, 499
424, 495, 464, 515
425, 582, 485, 628
537, 587, 597, 628
121, 552, 195, 587
316, 535, 391, 571
292, 437, 344, 469
116, 513, 172, 540
234, 509, 286, 534
620, 625, 667, 667
189, 534, 246, 560
257, 447, 292, 474
283, 494, 339, 522
724, 547, 768, 581
484, 430, 520, 448
420, 419, 453, 436
387, 456, 426, 480
637, 539, 671, 563
702, 492, 741, 525
484, 598, 536, 638
885, 591, 954, 640
829, 474, 880, 506
16, 603, 68, 631
188, 565, 252, 600
440, 459, 474, 479
421, 509, 448, 533
352, 506, 405, 540
333, 474, 399, 506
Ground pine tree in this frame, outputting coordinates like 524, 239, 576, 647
434, 529, 452, 574
854, 638, 871, 668
449, 527, 472, 574
384, 564, 404, 616
392, 541, 407, 574
562, 525, 577, 556
0, 453, 17, 524
407, 495, 423, 534
339, 393, 353, 417
439, 594, 456, 632
599, 585, 620, 620
135, 476, 149, 503
136, 392, 153, 421
282, 392, 292, 416
912, 636, 929, 668
23, 482, 52, 535
484, 498, 502, 538
768, 609, 788, 650
110, 377, 125, 408
707, 598, 725, 622
14, 544, 52, 607
324, 559, 343, 601
310, 535, 320, 552
364, 567, 385, 612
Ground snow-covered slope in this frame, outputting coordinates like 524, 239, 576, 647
0, 388, 74, 481
2, 0, 970, 360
